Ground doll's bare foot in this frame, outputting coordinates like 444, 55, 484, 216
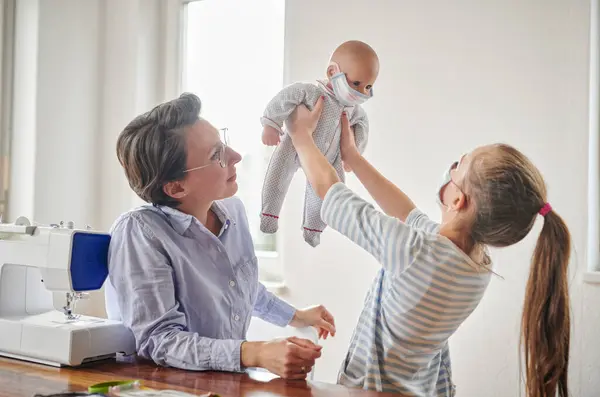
303, 228, 321, 247
260, 213, 279, 233
262, 126, 281, 146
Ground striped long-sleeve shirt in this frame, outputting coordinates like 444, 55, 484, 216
321, 182, 492, 397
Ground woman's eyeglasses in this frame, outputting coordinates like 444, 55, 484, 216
184, 128, 229, 172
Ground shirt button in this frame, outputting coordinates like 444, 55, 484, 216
229, 280, 236, 287
234, 315, 240, 321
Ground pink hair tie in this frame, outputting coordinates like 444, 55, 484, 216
539, 203, 552, 217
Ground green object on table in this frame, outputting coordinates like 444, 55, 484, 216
88, 380, 140, 394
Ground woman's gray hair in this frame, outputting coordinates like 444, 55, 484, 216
116, 92, 201, 207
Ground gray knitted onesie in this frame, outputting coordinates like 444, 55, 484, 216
260, 80, 369, 247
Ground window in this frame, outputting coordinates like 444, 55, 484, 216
0, 1, 14, 221
588, 0, 600, 275
181, 0, 285, 281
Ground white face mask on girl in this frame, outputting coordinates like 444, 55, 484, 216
437, 160, 465, 210
329, 62, 372, 107
436, 166, 453, 208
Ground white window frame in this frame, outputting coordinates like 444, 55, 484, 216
164, 0, 286, 288
586, 0, 600, 281
0, 0, 15, 222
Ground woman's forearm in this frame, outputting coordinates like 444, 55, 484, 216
345, 152, 416, 222
293, 136, 340, 199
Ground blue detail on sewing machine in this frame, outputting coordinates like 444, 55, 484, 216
70, 232, 111, 291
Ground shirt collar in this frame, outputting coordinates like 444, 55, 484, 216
155, 201, 235, 236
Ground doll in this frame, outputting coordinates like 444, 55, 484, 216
259, 40, 379, 247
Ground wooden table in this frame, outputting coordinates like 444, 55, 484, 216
0, 355, 404, 397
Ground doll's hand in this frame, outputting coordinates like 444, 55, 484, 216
342, 161, 352, 172
262, 126, 281, 146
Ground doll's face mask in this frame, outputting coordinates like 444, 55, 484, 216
329, 62, 372, 106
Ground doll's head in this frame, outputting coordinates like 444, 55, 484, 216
326, 40, 379, 106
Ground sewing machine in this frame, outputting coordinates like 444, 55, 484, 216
0, 216, 136, 367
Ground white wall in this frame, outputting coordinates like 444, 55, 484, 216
7, 0, 600, 396
34, 0, 102, 228
276, 1, 594, 396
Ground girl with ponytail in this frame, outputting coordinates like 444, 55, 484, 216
286, 98, 571, 397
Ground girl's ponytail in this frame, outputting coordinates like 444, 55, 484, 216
521, 209, 571, 397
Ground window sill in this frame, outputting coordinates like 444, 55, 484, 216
583, 271, 600, 284
260, 280, 288, 295
256, 250, 287, 295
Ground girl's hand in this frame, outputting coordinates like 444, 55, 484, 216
287, 96, 325, 146
290, 305, 336, 339
340, 112, 360, 166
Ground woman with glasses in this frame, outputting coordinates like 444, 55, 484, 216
104, 93, 335, 379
